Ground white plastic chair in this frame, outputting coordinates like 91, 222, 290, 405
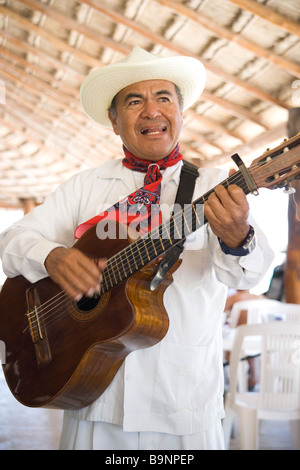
229, 299, 300, 328
224, 322, 300, 450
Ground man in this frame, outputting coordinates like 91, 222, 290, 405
0, 47, 273, 450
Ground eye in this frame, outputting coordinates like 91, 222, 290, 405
128, 99, 141, 106
159, 96, 170, 102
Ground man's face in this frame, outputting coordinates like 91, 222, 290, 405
109, 80, 183, 162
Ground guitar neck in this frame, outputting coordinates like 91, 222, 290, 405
101, 169, 250, 293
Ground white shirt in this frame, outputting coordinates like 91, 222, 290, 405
0, 159, 274, 434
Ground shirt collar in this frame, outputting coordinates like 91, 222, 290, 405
97, 158, 183, 185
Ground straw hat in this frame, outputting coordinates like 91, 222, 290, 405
80, 46, 206, 128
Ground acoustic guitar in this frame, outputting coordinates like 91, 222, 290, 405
0, 135, 299, 410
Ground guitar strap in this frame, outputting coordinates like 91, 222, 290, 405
150, 160, 199, 290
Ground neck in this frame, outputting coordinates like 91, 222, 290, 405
122, 143, 183, 169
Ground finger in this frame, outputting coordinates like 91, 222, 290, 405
55, 253, 104, 299
96, 258, 107, 272
203, 200, 224, 228
227, 185, 248, 206
213, 185, 238, 209
204, 187, 230, 223
73, 257, 106, 296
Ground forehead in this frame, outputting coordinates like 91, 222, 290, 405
115, 80, 177, 102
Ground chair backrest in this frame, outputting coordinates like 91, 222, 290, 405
229, 299, 300, 328
229, 322, 300, 417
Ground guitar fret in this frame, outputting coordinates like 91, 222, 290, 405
192, 203, 201, 226
129, 245, 139, 270
182, 210, 191, 233
141, 238, 150, 261
103, 262, 113, 291
124, 250, 133, 274
148, 233, 158, 256
135, 241, 144, 265
120, 256, 127, 278
88, 136, 300, 298
111, 263, 118, 285
163, 222, 173, 245
114, 256, 122, 282
100, 168, 259, 293
158, 231, 165, 251
172, 214, 181, 240
102, 271, 110, 291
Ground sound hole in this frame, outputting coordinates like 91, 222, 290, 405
76, 295, 99, 312
68, 291, 111, 321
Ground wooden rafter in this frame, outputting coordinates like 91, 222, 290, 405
227, 0, 300, 39
78, 0, 290, 109
155, 0, 300, 79
0, 0, 298, 208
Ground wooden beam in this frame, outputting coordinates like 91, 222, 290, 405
201, 90, 270, 129
0, 40, 245, 157
0, 5, 102, 68
186, 109, 245, 143
78, 0, 290, 109
194, 123, 288, 167
0, 46, 79, 99
285, 107, 300, 304
1, 36, 247, 145
20, 0, 131, 56
2, 30, 84, 82
1, 4, 283, 134
156, 0, 300, 79
227, 0, 300, 39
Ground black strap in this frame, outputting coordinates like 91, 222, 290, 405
174, 160, 199, 208
173, 160, 199, 251
150, 160, 198, 290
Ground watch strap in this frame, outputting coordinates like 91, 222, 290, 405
218, 225, 256, 256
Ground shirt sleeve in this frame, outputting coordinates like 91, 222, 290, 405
208, 215, 275, 290
0, 174, 81, 283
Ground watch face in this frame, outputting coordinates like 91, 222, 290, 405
244, 235, 256, 253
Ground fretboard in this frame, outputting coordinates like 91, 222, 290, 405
100, 169, 250, 293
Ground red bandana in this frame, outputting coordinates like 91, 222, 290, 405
75, 144, 183, 239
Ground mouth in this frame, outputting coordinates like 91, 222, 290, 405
140, 125, 167, 136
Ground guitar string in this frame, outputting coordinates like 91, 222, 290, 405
25, 159, 296, 334
25, 144, 300, 330
24, 170, 259, 334
24, 164, 270, 335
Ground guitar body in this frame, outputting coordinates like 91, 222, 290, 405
0, 224, 172, 410
1, 133, 299, 410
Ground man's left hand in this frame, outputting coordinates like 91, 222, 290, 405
204, 182, 250, 249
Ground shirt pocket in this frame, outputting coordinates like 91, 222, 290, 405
151, 341, 197, 414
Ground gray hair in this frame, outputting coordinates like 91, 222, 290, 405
108, 84, 184, 120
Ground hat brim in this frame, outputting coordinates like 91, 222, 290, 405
80, 55, 206, 128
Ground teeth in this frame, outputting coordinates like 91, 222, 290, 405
141, 127, 166, 135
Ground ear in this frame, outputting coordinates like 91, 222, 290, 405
108, 112, 119, 136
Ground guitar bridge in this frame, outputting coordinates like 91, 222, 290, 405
26, 286, 52, 367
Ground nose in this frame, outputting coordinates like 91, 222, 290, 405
140, 100, 161, 119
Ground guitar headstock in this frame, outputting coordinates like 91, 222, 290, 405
249, 134, 300, 191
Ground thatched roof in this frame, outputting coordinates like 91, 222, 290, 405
0, 0, 299, 208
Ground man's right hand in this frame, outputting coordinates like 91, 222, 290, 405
44, 247, 106, 301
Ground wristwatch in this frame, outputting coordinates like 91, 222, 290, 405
218, 225, 256, 256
